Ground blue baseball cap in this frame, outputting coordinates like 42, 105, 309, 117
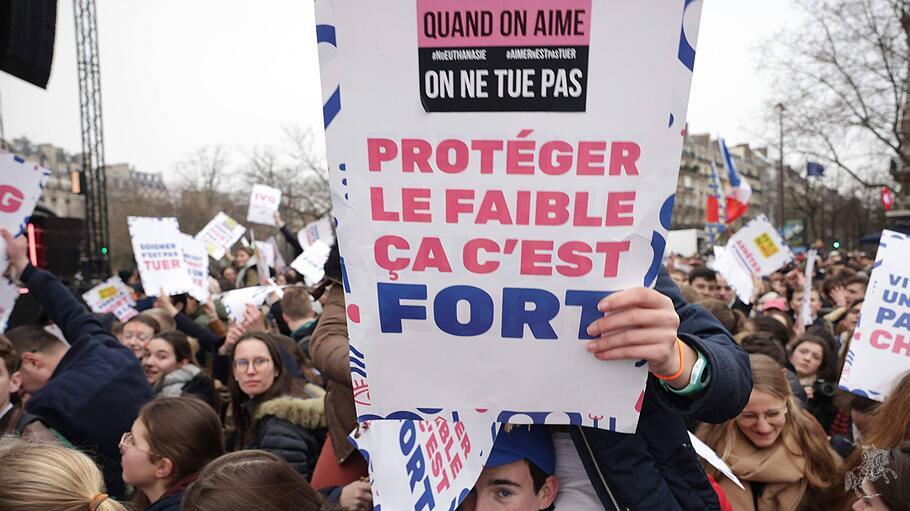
486, 425, 555, 475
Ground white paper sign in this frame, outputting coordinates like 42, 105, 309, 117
220, 285, 275, 324
316, 0, 703, 431
195, 212, 246, 260
128, 217, 192, 296
0, 151, 52, 236
710, 245, 754, 305
0, 278, 19, 331
726, 215, 794, 278
255, 241, 276, 269
290, 240, 331, 286
180, 234, 211, 302
246, 184, 282, 226
839, 231, 910, 402
350, 418, 497, 511
81, 276, 138, 322
800, 250, 817, 326
297, 216, 335, 250
689, 432, 744, 491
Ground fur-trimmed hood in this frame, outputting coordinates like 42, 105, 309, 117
254, 384, 327, 429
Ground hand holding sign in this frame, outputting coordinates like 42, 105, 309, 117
585, 287, 694, 385
0, 228, 28, 281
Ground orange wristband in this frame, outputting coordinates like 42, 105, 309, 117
653, 339, 685, 381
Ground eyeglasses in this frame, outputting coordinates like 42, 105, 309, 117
232, 357, 272, 372
737, 407, 788, 426
119, 432, 159, 457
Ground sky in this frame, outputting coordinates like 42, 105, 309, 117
0, 0, 799, 177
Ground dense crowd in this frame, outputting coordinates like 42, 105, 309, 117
0, 211, 908, 510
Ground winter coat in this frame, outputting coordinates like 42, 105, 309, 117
310, 284, 358, 464
21, 264, 153, 498
248, 385, 327, 479
235, 258, 260, 289
566, 266, 752, 510
144, 473, 198, 511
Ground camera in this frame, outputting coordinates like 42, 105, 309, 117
813, 379, 837, 398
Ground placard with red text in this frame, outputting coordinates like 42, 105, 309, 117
315, 0, 703, 432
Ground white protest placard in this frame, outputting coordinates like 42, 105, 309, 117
668, 229, 698, 257
219, 285, 275, 324
350, 419, 497, 511
180, 234, 211, 302
246, 184, 282, 226
82, 276, 138, 322
0, 151, 52, 236
195, 212, 246, 260
297, 216, 335, 250
689, 432, 744, 491
800, 250, 817, 326
316, 0, 703, 431
255, 241, 276, 269
290, 240, 330, 286
710, 245, 754, 304
726, 215, 794, 278
128, 217, 192, 296
268, 236, 287, 272
0, 278, 19, 332
839, 231, 910, 402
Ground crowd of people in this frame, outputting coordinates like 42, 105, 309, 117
0, 209, 908, 511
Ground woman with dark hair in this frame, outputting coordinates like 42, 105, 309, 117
698, 354, 843, 510
233, 247, 260, 289
120, 397, 225, 511
121, 314, 161, 359
142, 330, 218, 410
745, 315, 792, 351
228, 331, 326, 478
183, 450, 327, 511
788, 334, 839, 432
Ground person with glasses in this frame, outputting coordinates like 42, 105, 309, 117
698, 354, 843, 510
227, 331, 326, 479
120, 397, 224, 511
121, 315, 162, 359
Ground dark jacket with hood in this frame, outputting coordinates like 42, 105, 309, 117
21, 264, 153, 498
567, 267, 752, 510
247, 384, 327, 479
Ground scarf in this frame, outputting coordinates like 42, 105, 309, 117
719, 428, 809, 511
155, 364, 201, 398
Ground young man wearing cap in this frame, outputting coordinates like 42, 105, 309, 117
462, 425, 559, 511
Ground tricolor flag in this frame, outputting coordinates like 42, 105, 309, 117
720, 138, 752, 223
705, 161, 726, 244
807, 161, 825, 177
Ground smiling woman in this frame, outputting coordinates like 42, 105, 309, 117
698, 354, 844, 511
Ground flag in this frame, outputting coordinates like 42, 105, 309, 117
882, 187, 895, 211
705, 161, 726, 244
720, 138, 752, 223
807, 161, 825, 177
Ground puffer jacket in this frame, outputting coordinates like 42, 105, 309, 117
249, 385, 327, 479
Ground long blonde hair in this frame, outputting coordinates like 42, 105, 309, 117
0, 436, 126, 511
697, 355, 842, 497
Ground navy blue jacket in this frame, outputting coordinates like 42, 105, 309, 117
570, 267, 752, 510
22, 264, 153, 498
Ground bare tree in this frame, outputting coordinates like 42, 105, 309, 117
764, 0, 905, 193
172, 145, 244, 233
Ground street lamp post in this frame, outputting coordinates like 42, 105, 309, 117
776, 103, 786, 231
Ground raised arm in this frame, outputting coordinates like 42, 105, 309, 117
310, 284, 352, 388
3, 230, 118, 348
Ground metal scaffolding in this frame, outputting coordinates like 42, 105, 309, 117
73, 0, 110, 278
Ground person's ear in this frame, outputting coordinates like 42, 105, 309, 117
537, 475, 559, 509
21, 352, 39, 370
176, 359, 189, 369
9, 371, 21, 394
282, 313, 290, 324
154, 457, 175, 480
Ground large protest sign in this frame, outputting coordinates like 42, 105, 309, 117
220, 285, 277, 323
839, 231, 910, 402
350, 418, 498, 510
710, 215, 794, 304
316, 0, 703, 431
246, 184, 282, 226
195, 212, 246, 260
82, 276, 138, 322
129, 217, 192, 296
180, 234, 211, 302
290, 240, 331, 286
0, 151, 52, 236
